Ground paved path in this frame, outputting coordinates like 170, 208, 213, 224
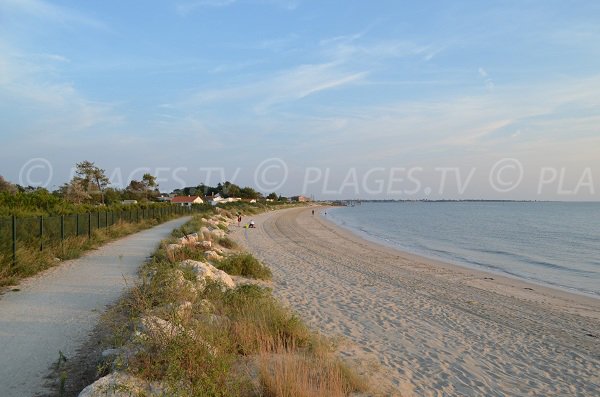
0, 216, 190, 397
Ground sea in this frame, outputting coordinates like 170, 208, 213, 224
327, 202, 600, 297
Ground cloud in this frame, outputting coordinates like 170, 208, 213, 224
176, 0, 298, 15
186, 62, 367, 113
176, 0, 237, 15
0, 43, 121, 142
478, 67, 495, 91
0, 0, 107, 29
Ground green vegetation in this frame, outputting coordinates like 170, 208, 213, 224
217, 253, 272, 280
0, 162, 307, 288
0, 212, 186, 287
91, 214, 369, 397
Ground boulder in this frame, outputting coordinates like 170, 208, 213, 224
138, 315, 185, 340
210, 228, 226, 239
158, 301, 193, 322
178, 232, 199, 245
166, 243, 181, 252
204, 250, 224, 262
180, 259, 235, 289
172, 269, 198, 298
200, 226, 211, 240
200, 240, 212, 249
78, 372, 164, 397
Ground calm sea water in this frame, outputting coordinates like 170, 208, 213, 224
327, 202, 600, 297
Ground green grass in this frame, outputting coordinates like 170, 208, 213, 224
216, 253, 272, 280
217, 237, 237, 249
0, 216, 179, 287
94, 208, 371, 397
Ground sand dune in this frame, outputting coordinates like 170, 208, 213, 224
231, 207, 600, 396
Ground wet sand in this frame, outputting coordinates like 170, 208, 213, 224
231, 207, 600, 396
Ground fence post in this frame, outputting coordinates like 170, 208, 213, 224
97, 211, 101, 229
76, 214, 80, 236
39, 215, 44, 252
12, 215, 17, 268
60, 215, 65, 241
105, 212, 108, 229
88, 212, 92, 239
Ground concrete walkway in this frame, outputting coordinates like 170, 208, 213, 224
0, 216, 191, 397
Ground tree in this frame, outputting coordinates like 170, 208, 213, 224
142, 173, 157, 190
126, 173, 159, 201
240, 186, 259, 199
0, 175, 17, 194
221, 181, 241, 198
59, 180, 92, 204
267, 192, 278, 200
74, 161, 110, 204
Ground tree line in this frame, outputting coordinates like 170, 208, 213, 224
0, 161, 283, 216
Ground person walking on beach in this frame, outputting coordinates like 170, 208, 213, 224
237, 215, 242, 227
312, 209, 314, 216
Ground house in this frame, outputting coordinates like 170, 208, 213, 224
171, 195, 204, 207
207, 193, 242, 206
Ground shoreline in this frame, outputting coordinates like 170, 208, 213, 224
232, 206, 600, 395
320, 206, 600, 319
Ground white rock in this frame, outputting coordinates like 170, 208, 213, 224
201, 240, 212, 249
172, 270, 198, 297
139, 315, 185, 340
204, 250, 224, 262
159, 301, 193, 321
200, 226, 211, 240
78, 372, 164, 397
180, 259, 235, 289
166, 243, 181, 252
178, 232, 199, 245
210, 228, 225, 239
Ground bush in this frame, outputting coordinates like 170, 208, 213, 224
217, 253, 271, 280
217, 237, 237, 249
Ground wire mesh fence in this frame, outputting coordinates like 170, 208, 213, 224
0, 205, 196, 270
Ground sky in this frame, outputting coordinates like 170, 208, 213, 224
1, 0, 599, 200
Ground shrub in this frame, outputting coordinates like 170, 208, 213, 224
217, 253, 271, 280
217, 237, 237, 249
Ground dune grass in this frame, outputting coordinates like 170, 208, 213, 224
97, 212, 370, 397
217, 253, 272, 280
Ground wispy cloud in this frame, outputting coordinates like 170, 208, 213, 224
176, 0, 298, 15
176, 0, 237, 15
319, 30, 440, 63
478, 67, 495, 91
186, 62, 367, 113
0, 43, 121, 141
1, 0, 107, 29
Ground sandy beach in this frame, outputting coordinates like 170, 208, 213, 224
231, 207, 600, 396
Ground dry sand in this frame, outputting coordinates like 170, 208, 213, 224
0, 216, 191, 397
231, 207, 600, 396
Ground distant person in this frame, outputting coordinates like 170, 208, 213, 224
237, 215, 242, 227
312, 210, 314, 216
249, 220, 255, 228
